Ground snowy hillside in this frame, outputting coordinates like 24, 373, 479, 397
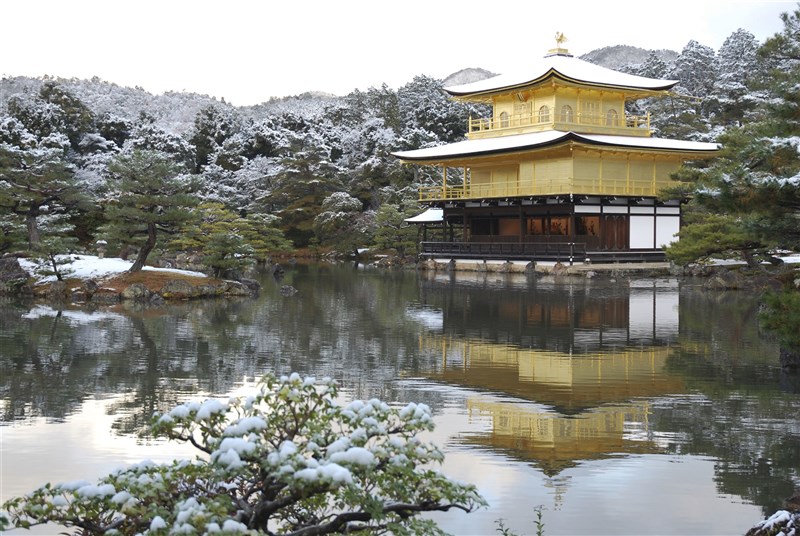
442, 68, 497, 88
580, 45, 678, 71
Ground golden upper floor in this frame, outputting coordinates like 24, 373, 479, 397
445, 48, 675, 139
466, 86, 651, 139
392, 47, 719, 202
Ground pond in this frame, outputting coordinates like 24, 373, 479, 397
1, 263, 798, 535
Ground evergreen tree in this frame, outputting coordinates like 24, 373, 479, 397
0, 212, 26, 253
240, 212, 293, 260
126, 114, 195, 169
170, 202, 291, 274
313, 192, 375, 256
2, 375, 485, 535
0, 145, 83, 248
711, 29, 761, 126
372, 203, 420, 258
201, 231, 255, 278
37, 81, 97, 152
103, 150, 197, 272
659, 40, 718, 139
397, 75, 472, 143
269, 134, 343, 247
29, 213, 80, 281
96, 112, 133, 149
666, 6, 800, 265
672, 40, 718, 100
636, 51, 669, 79
189, 104, 242, 172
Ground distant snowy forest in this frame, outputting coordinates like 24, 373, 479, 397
1, 8, 798, 266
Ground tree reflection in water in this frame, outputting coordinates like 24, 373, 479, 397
1, 267, 798, 531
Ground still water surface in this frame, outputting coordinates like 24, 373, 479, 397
1, 263, 798, 535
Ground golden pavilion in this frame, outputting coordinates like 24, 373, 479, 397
394, 40, 719, 263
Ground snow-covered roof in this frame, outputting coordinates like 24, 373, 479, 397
444, 53, 678, 97
393, 131, 719, 163
405, 208, 443, 224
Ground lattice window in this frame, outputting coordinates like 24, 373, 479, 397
538, 105, 551, 123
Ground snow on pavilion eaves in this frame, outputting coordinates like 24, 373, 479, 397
393, 131, 719, 164
444, 52, 678, 98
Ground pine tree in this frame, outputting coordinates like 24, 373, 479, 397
372, 204, 420, 258
711, 29, 761, 126
103, 150, 198, 272
269, 134, 343, 247
313, 192, 375, 256
0, 145, 83, 249
189, 105, 242, 173
169, 202, 291, 274
29, 214, 80, 281
666, 6, 800, 265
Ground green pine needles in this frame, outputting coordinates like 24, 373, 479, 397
1, 374, 486, 535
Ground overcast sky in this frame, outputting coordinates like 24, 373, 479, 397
1, 0, 796, 106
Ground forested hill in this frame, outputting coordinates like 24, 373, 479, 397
1, 13, 798, 264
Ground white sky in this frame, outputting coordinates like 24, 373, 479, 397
1, 0, 796, 106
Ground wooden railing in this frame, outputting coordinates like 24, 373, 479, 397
419, 241, 667, 263
468, 110, 650, 135
420, 240, 586, 263
418, 176, 662, 202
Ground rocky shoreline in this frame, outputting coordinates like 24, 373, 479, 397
0, 256, 260, 304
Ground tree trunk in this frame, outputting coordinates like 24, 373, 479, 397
48, 253, 63, 281
26, 211, 40, 248
129, 223, 157, 272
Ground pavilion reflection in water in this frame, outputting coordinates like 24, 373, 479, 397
414, 278, 685, 476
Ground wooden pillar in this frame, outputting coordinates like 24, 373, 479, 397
651, 156, 657, 196
626, 153, 631, 194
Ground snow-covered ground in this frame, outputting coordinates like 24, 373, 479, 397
19, 255, 207, 283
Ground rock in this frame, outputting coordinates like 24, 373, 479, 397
121, 283, 152, 301
224, 281, 252, 297
525, 261, 536, 275
703, 269, 743, 290
586, 270, 597, 279
82, 279, 99, 296
196, 284, 225, 297
784, 492, 800, 512
90, 288, 120, 304
159, 279, 198, 300
418, 259, 437, 271
221, 269, 245, 281
269, 263, 285, 281
0, 257, 29, 280
280, 285, 298, 297
71, 289, 88, 303
0, 257, 31, 295
746, 509, 799, 536
238, 278, 261, 293
551, 262, 568, 276
780, 347, 800, 371
149, 293, 165, 306
48, 280, 68, 300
